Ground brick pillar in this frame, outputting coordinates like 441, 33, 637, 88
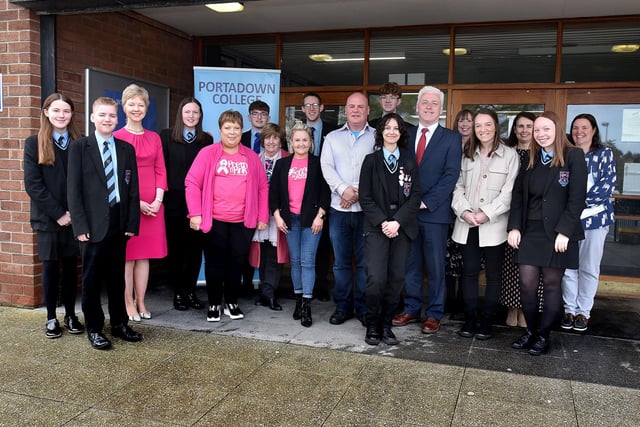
0, 0, 42, 307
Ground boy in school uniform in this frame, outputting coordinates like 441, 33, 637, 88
67, 96, 142, 350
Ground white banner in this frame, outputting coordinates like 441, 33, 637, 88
193, 66, 281, 141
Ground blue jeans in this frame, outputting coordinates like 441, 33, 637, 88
404, 222, 448, 320
329, 209, 366, 317
286, 214, 321, 298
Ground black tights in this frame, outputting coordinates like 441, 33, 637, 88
519, 264, 564, 339
42, 257, 78, 320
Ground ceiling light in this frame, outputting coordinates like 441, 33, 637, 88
206, 2, 244, 13
309, 54, 333, 62
611, 44, 639, 53
442, 48, 468, 56
308, 53, 405, 62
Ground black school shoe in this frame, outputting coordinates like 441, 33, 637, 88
528, 336, 550, 356
45, 319, 62, 339
64, 315, 85, 334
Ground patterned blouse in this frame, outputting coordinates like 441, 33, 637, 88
582, 146, 617, 230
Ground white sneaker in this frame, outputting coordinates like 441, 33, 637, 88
223, 303, 244, 320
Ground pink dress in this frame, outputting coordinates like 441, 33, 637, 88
114, 128, 168, 260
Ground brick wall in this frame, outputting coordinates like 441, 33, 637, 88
0, 0, 42, 307
0, 1, 194, 308
57, 11, 194, 127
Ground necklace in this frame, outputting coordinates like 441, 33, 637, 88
125, 126, 144, 135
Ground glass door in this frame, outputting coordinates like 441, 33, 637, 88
449, 88, 557, 137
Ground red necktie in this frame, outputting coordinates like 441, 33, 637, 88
416, 128, 428, 164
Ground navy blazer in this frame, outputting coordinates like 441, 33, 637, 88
407, 125, 462, 224
67, 134, 140, 242
241, 130, 252, 149
359, 148, 421, 239
269, 154, 330, 228
508, 148, 587, 242
314, 120, 338, 155
24, 135, 70, 232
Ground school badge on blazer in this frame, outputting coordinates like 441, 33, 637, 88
125, 169, 131, 184
398, 167, 412, 197
558, 170, 569, 187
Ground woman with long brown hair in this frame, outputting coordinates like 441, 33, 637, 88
507, 111, 587, 355
24, 93, 84, 338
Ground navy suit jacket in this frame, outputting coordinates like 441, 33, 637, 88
407, 125, 462, 224
67, 134, 140, 242
508, 148, 587, 242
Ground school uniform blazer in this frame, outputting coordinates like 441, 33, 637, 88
67, 134, 140, 243
241, 130, 252, 149
407, 125, 462, 224
317, 120, 338, 154
269, 154, 330, 228
507, 147, 587, 242
23, 135, 70, 232
359, 148, 421, 239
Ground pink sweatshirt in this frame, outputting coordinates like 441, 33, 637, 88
185, 143, 268, 233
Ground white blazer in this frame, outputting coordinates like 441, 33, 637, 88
451, 143, 519, 246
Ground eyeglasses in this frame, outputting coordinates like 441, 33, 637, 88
303, 103, 320, 109
380, 95, 399, 101
250, 112, 269, 118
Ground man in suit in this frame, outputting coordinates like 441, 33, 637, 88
320, 92, 375, 326
392, 86, 462, 334
241, 100, 270, 154
302, 92, 337, 301
368, 82, 415, 130
67, 96, 142, 350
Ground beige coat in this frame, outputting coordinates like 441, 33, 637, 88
451, 143, 519, 246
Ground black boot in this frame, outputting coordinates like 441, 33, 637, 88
293, 294, 302, 320
301, 297, 312, 327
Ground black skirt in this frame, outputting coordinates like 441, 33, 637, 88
37, 227, 79, 261
515, 220, 578, 269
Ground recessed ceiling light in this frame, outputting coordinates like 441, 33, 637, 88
442, 48, 468, 56
309, 54, 333, 62
309, 53, 405, 62
206, 2, 244, 13
611, 44, 639, 53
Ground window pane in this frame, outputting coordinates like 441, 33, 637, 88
281, 32, 364, 87
562, 21, 640, 83
369, 29, 450, 87
203, 37, 276, 69
454, 25, 557, 84
566, 104, 639, 278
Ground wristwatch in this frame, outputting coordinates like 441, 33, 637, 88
318, 213, 326, 220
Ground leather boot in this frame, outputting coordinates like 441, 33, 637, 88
301, 297, 312, 327
293, 294, 302, 320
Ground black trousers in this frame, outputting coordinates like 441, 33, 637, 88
314, 218, 333, 294
258, 241, 282, 300
80, 234, 128, 333
165, 215, 203, 296
459, 227, 504, 324
364, 228, 412, 328
202, 220, 254, 306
